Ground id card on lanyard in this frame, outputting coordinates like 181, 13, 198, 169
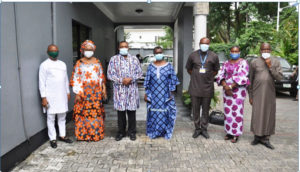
199, 50, 208, 74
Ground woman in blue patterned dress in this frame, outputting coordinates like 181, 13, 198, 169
144, 47, 180, 139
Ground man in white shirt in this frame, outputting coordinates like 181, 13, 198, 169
39, 44, 73, 148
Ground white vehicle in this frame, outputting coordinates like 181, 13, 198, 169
141, 54, 173, 80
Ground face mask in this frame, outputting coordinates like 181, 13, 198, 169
200, 44, 209, 52
48, 51, 59, 59
155, 54, 164, 61
262, 53, 271, 59
230, 53, 240, 60
119, 48, 128, 56
84, 51, 94, 58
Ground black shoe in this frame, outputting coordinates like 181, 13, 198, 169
262, 141, 275, 150
50, 140, 57, 148
201, 130, 210, 139
58, 137, 73, 144
129, 133, 136, 141
224, 134, 233, 140
192, 130, 201, 138
251, 139, 259, 145
115, 133, 125, 141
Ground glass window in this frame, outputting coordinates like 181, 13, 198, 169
72, 20, 91, 65
279, 58, 291, 69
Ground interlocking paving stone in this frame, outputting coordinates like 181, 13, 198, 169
11, 86, 298, 172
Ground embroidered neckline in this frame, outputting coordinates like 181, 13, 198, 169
152, 62, 169, 68
152, 62, 169, 79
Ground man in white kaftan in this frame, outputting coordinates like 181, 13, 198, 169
39, 44, 73, 148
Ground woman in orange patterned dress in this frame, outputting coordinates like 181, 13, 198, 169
70, 40, 107, 141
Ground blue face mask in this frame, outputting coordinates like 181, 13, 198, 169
155, 54, 164, 61
230, 53, 240, 60
200, 44, 209, 52
119, 48, 128, 56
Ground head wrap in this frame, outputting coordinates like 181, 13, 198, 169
80, 40, 96, 53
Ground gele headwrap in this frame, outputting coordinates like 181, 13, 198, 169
80, 40, 96, 53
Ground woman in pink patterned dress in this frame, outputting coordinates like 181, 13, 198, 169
216, 46, 250, 143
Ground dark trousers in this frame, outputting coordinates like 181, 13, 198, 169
117, 110, 136, 135
191, 96, 212, 131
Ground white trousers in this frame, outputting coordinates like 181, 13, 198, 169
47, 113, 66, 141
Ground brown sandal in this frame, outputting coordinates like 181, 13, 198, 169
231, 136, 239, 143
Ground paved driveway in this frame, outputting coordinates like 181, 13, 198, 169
11, 86, 298, 172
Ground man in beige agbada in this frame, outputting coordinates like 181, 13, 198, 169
248, 43, 283, 150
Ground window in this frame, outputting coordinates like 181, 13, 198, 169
72, 20, 92, 65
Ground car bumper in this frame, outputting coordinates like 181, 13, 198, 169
275, 80, 297, 91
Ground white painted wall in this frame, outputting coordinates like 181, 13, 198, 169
125, 28, 165, 48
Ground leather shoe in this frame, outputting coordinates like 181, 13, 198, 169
58, 137, 73, 144
50, 140, 57, 148
201, 130, 210, 139
251, 139, 259, 145
129, 133, 136, 141
261, 141, 275, 150
192, 130, 201, 138
115, 133, 125, 141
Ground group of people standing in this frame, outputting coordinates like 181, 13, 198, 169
39, 40, 179, 148
187, 37, 282, 150
39, 37, 282, 150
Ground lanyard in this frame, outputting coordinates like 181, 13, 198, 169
199, 50, 208, 68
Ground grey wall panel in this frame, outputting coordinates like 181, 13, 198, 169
177, 7, 193, 94
1, 3, 27, 156
182, 8, 193, 91
1, 2, 115, 156
55, 2, 116, 108
14, 3, 52, 138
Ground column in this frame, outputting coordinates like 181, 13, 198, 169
193, 2, 209, 50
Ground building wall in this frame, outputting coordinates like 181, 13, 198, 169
1, 2, 115, 157
176, 7, 193, 94
54, 2, 116, 104
125, 29, 165, 49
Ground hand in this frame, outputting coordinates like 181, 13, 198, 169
231, 82, 238, 89
249, 98, 253, 105
122, 78, 132, 85
170, 91, 175, 99
41, 98, 48, 108
67, 93, 71, 101
102, 84, 107, 100
213, 71, 218, 77
223, 85, 231, 92
265, 58, 271, 68
75, 94, 82, 103
144, 94, 148, 102
225, 90, 233, 97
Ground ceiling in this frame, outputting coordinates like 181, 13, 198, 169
94, 2, 184, 23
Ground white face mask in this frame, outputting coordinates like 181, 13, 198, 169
200, 44, 209, 52
119, 48, 129, 56
84, 51, 94, 58
262, 53, 271, 59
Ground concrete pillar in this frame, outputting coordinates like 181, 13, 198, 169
173, 19, 179, 74
193, 2, 209, 50
177, 7, 193, 94
116, 26, 125, 43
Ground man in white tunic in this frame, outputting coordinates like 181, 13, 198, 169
39, 44, 73, 148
